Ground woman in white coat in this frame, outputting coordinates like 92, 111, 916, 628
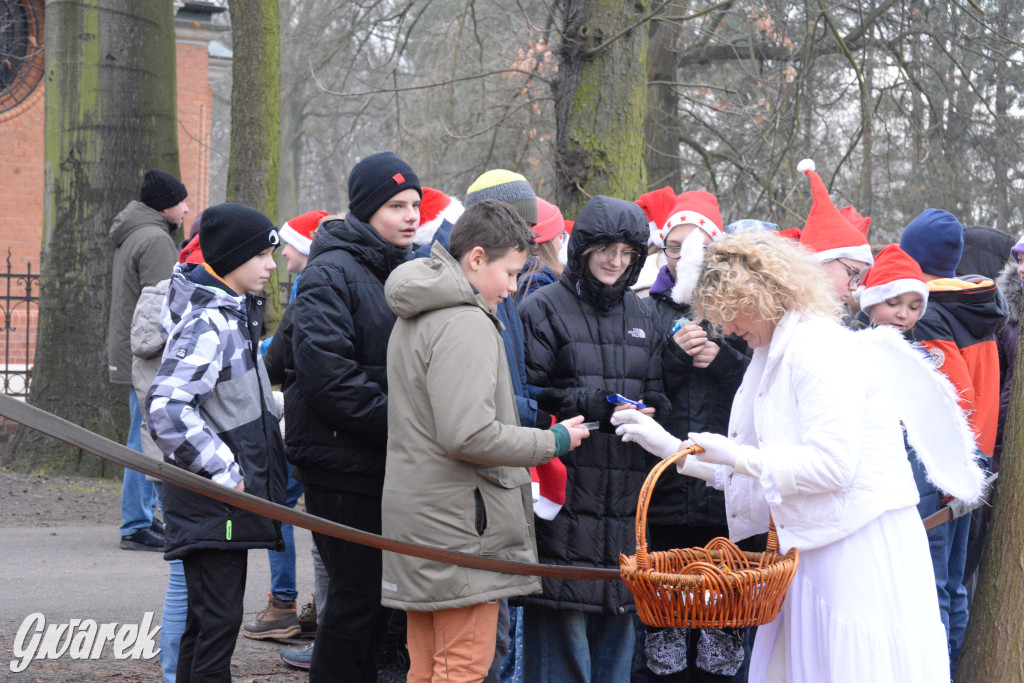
614, 232, 984, 683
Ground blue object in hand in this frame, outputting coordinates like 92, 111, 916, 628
670, 315, 692, 335
606, 393, 647, 409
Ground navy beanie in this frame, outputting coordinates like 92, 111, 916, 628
899, 208, 964, 278
347, 152, 421, 223
140, 169, 188, 211
199, 203, 280, 277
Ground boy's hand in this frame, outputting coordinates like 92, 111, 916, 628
234, 481, 245, 492
558, 415, 591, 450
673, 324, 708, 357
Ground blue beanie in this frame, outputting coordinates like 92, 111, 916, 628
899, 209, 964, 278
347, 152, 421, 223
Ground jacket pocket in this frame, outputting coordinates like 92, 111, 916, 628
474, 488, 487, 536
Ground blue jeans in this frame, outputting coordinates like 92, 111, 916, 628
268, 466, 303, 601
120, 387, 156, 536
523, 605, 634, 683
160, 559, 187, 683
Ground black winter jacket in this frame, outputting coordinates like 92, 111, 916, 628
519, 195, 669, 615
646, 274, 750, 529
284, 214, 409, 493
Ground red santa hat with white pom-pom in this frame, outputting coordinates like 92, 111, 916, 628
635, 186, 678, 246
797, 159, 873, 265
414, 187, 465, 248
530, 458, 567, 520
854, 244, 929, 315
655, 190, 725, 248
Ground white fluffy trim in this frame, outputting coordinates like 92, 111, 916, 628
670, 230, 708, 304
413, 198, 465, 247
797, 158, 816, 174
858, 279, 930, 316
279, 223, 312, 255
860, 325, 985, 503
814, 244, 875, 266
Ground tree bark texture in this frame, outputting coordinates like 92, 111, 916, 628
3, 0, 179, 476
957, 336, 1024, 680
645, 16, 681, 191
226, 0, 282, 331
555, 0, 650, 218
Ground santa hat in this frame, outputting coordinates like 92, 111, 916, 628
797, 159, 873, 265
415, 187, 464, 247
840, 205, 871, 239
635, 186, 677, 245
656, 190, 724, 247
530, 458, 567, 520
178, 233, 204, 264
280, 210, 329, 256
855, 244, 929, 315
775, 227, 803, 241
534, 198, 565, 244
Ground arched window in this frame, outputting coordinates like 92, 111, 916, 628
0, 0, 44, 118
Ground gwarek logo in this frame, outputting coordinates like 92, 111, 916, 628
10, 612, 160, 673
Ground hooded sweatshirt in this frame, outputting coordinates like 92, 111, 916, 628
380, 243, 560, 611
108, 200, 178, 384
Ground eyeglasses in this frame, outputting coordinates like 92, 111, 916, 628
835, 259, 867, 288
593, 245, 639, 263
663, 245, 682, 257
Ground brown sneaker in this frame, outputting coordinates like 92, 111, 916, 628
298, 601, 317, 638
241, 594, 301, 640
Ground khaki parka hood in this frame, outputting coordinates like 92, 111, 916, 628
385, 241, 504, 329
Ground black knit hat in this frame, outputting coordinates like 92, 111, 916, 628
140, 169, 188, 211
347, 152, 421, 223
199, 203, 280, 277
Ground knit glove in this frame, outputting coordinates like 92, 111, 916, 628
612, 409, 681, 459
688, 432, 764, 478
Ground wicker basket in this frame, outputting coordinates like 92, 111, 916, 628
620, 445, 800, 628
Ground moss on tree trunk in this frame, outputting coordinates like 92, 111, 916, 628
555, 0, 650, 218
3, 0, 179, 477
226, 0, 282, 332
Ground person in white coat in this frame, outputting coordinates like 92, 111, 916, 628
613, 232, 984, 683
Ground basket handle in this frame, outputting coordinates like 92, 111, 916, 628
634, 444, 704, 570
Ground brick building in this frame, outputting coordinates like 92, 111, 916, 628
0, 1, 229, 394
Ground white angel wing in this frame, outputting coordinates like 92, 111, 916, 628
859, 324, 985, 503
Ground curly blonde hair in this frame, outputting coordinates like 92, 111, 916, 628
691, 232, 841, 331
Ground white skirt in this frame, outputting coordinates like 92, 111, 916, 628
749, 506, 949, 683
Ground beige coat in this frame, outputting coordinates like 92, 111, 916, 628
381, 243, 557, 611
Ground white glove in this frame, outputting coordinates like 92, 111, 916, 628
688, 432, 764, 478
612, 409, 682, 459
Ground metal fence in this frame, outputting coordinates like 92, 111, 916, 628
0, 249, 38, 398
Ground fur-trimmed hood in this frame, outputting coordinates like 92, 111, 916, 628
996, 260, 1022, 327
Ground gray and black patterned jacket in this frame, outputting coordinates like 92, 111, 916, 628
147, 263, 286, 560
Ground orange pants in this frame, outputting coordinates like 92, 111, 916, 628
406, 601, 500, 683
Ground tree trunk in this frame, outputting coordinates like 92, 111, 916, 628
645, 16, 680, 191
957, 334, 1024, 678
555, 0, 650, 217
226, 0, 282, 331
3, 0, 179, 476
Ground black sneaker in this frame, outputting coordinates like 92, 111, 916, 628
150, 519, 165, 536
281, 643, 313, 670
120, 527, 164, 552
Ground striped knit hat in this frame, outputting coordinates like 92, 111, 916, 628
465, 170, 538, 226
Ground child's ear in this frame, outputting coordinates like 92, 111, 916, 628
465, 246, 487, 272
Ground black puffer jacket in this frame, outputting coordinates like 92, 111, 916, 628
519, 195, 669, 615
284, 214, 409, 493
646, 273, 750, 528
